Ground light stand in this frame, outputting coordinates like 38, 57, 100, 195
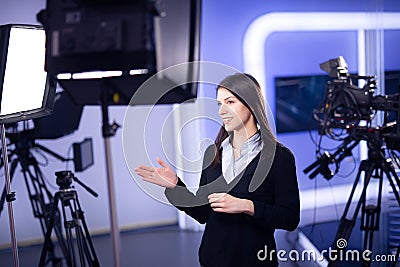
57, 76, 151, 267
0, 124, 19, 267
100, 84, 121, 267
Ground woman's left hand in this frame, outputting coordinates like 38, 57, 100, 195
208, 193, 254, 216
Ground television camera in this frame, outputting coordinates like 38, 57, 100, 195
304, 56, 400, 266
305, 56, 400, 179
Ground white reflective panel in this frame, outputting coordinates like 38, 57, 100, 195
1, 27, 47, 116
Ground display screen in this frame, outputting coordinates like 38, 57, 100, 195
275, 75, 330, 133
73, 138, 94, 172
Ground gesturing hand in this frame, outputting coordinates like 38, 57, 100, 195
134, 157, 178, 189
208, 193, 254, 216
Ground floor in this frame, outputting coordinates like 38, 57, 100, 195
3, 223, 397, 267
0, 225, 203, 267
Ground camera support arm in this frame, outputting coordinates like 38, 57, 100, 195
304, 135, 360, 180
34, 143, 73, 162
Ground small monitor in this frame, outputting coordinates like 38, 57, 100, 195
0, 24, 56, 124
73, 138, 94, 172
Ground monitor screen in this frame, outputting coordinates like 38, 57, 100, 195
0, 24, 56, 124
73, 138, 94, 172
275, 74, 330, 133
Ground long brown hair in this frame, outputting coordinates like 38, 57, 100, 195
212, 73, 277, 166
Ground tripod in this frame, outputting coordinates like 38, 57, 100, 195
304, 128, 400, 266
39, 171, 99, 267
0, 129, 70, 266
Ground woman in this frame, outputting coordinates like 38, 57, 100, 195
135, 73, 300, 266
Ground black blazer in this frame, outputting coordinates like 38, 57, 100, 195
165, 143, 300, 267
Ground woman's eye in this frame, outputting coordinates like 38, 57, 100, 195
227, 100, 234, 104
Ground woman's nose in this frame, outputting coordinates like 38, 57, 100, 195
218, 104, 227, 115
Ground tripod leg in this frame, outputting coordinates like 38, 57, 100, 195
74, 226, 89, 267
383, 160, 400, 265
20, 157, 66, 266
32, 162, 69, 261
385, 159, 400, 207
39, 193, 65, 267
361, 205, 379, 267
360, 167, 384, 257
61, 190, 100, 267
75, 196, 100, 267
328, 160, 375, 266
62, 198, 78, 267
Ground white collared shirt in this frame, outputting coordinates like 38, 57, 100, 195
221, 131, 263, 184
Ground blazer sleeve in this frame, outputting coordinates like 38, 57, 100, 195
249, 145, 300, 231
164, 146, 216, 224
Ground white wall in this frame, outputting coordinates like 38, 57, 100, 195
0, 0, 178, 246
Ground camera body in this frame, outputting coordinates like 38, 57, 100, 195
315, 56, 400, 139
317, 77, 376, 131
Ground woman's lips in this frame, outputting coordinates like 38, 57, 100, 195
222, 117, 232, 123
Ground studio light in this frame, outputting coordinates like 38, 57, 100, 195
0, 24, 56, 124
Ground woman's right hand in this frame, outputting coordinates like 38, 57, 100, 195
134, 157, 178, 189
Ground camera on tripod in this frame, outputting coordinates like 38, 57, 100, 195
305, 56, 400, 180
39, 170, 99, 267
304, 57, 400, 181
304, 57, 400, 266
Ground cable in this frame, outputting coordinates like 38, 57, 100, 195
65, 144, 73, 171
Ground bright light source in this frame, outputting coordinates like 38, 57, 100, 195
2, 27, 46, 115
129, 69, 149, 75
71, 71, 123, 79
57, 73, 72, 79
0, 24, 55, 123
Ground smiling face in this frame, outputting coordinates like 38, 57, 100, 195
217, 87, 255, 135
